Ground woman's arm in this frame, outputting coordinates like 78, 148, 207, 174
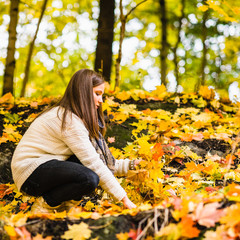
62, 114, 128, 201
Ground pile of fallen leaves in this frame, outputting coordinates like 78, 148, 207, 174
1, 85, 240, 239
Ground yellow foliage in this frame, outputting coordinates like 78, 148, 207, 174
4, 225, 17, 237
62, 223, 92, 240
116, 232, 129, 240
150, 85, 168, 100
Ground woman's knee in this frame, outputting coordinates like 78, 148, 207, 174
87, 170, 99, 190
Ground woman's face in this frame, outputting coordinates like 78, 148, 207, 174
93, 83, 105, 109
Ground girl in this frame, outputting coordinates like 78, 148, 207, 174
11, 69, 136, 211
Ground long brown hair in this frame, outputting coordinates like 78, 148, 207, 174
57, 69, 106, 139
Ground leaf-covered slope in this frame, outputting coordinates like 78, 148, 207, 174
1, 86, 240, 239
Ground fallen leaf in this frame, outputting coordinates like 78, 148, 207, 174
107, 137, 115, 143
15, 226, 32, 240
33, 234, 52, 240
191, 202, 224, 227
62, 222, 91, 240
180, 216, 200, 238
220, 203, 240, 228
116, 232, 129, 240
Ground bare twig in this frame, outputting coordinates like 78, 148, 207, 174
154, 207, 158, 233
160, 208, 169, 230
136, 208, 161, 240
137, 214, 150, 236
89, 220, 113, 230
126, 0, 147, 18
19, 219, 42, 227
224, 130, 240, 186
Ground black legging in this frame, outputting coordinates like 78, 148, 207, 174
20, 155, 99, 207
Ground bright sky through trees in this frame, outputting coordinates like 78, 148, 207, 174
0, 0, 240, 98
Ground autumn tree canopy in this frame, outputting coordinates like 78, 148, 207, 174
0, 0, 239, 99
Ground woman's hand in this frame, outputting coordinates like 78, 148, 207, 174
122, 195, 136, 209
134, 159, 142, 167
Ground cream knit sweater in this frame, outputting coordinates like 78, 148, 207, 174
11, 107, 129, 201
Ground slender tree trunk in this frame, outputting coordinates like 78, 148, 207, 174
115, 0, 147, 89
115, 0, 125, 89
94, 0, 115, 82
2, 0, 20, 96
20, 0, 48, 97
200, 9, 208, 86
159, 0, 168, 86
172, 0, 185, 91
195, 2, 209, 91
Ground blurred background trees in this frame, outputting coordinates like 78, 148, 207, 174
0, 0, 239, 100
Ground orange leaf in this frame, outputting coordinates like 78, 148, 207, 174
152, 143, 164, 161
180, 216, 200, 238
181, 133, 193, 142
225, 183, 240, 201
20, 202, 29, 210
116, 232, 129, 240
107, 137, 115, 143
199, 86, 215, 100
0, 92, 14, 109
225, 154, 236, 165
220, 203, 240, 228
33, 234, 52, 240
0, 184, 13, 198
185, 161, 204, 173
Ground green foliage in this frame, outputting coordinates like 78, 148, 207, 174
0, 0, 240, 97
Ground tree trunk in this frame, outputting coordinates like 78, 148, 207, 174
200, 8, 208, 87
115, 0, 125, 89
2, 0, 20, 96
94, 0, 115, 82
172, 0, 185, 91
195, 2, 209, 91
115, 0, 147, 89
159, 0, 168, 86
20, 0, 48, 97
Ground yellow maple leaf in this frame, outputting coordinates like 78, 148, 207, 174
130, 89, 146, 101
0, 92, 14, 106
116, 91, 131, 101
102, 96, 119, 112
199, 5, 209, 12
220, 203, 240, 228
127, 169, 149, 183
192, 97, 207, 108
62, 223, 91, 240
111, 111, 129, 123
4, 225, 17, 237
138, 138, 152, 157
84, 201, 95, 211
33, 234, 52, 239
156, 223, 182, 239
151, 85, 167, 100
109, 147, 124, 159
116, 232, 129, 240
3, 124, 17, 135
199, 86, 215, 100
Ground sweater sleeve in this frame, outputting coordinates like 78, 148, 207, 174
114, 159, 130, 177
62, 114, 127, 201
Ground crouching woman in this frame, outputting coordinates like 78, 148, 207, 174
11, 69, 136, 210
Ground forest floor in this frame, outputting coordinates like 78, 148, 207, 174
1, 86, 240, 239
